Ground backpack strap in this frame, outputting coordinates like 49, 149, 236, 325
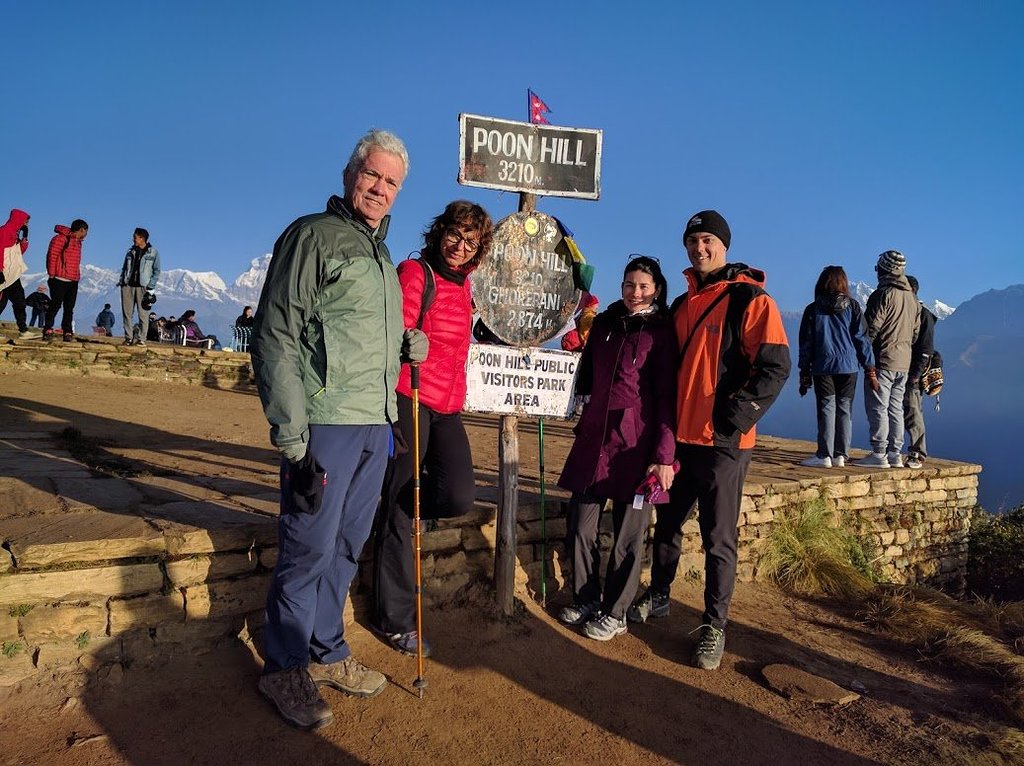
414, 258, 436, 330
677, 286, 735, 360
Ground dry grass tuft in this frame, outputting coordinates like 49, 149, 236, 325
859, 586, 1024, 727
759, 501, 872, 599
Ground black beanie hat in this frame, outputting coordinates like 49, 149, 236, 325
683, 210, 731, 249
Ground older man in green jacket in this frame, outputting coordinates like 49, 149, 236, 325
252, 129, 427, 730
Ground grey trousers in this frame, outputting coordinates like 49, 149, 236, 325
903, 383, 927, 457
863, 368, 908, 455
567, 493, 652, 620
121, 286, 148, 340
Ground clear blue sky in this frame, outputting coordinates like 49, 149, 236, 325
11, 1, 1023, 312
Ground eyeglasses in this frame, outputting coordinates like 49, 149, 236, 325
358, 167, 401, 192
444, 228, 480, 254
626, 253, 660, 264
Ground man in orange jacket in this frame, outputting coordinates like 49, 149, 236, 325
628, 210, 790, 670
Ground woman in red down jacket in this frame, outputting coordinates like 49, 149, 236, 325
371, 200, 493, 657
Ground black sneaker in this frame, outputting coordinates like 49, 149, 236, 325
691, 624, 726, 670
627, 589, 670, 623
63, 333, 75, 343
258, 666, 333, 729
558, 600, 600, 626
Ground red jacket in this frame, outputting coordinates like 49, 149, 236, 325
46, 225, 83, 281
673, 263, 791, 449
0, 209, 30, 270
395, 259, 473, 414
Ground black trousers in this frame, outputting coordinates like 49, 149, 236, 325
0, 280, 27, 331
648, 443, 752, 629
567, 493, 652, 619
44, 278, 79, 334
371, 393, 475, 634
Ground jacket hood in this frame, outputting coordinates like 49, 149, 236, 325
54, 224, 71, 236
877, 272, 913, 291
5, 209, 29, 229
815, 292, 851, 314
684, 261, 766, 293
326, 195, 390, 242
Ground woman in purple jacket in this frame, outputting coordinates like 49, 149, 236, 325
557, 255, 678, 641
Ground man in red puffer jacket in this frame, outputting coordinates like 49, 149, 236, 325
43, 218, 89, 342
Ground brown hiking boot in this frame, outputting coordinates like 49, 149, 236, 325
308, 656, 387, 698
258, 666, 334, 730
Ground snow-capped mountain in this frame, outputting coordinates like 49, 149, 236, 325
850, 280, 955, 320
19, 255, 273, 345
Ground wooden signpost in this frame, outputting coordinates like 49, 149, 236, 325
458, 108, 602, 615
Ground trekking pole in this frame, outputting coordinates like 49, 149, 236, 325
410, 363, 427, 699
539, 417, 547, 608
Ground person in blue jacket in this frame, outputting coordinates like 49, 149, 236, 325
797, 266, 876, 467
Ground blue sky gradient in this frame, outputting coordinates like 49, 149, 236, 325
11, 1, 1023, 311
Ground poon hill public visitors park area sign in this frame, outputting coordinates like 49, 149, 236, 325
459, 107, 603, 419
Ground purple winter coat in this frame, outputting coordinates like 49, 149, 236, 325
558, 301, 678, 503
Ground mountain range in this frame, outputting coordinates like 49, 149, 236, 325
10, 258, 1022, 511
19, 256, 271, 345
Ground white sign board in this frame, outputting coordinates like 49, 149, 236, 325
464, 344, 580, 418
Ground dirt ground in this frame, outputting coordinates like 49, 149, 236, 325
0, 367, 1018, 766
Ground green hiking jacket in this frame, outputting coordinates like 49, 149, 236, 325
252, 196, 404, 455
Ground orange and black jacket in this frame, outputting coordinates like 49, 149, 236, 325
672, 263, 791, 449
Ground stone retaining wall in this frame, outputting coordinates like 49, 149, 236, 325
0, 330, 981, 686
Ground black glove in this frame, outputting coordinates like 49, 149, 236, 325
17, 225, 28, 241
391, 424, 409, 456
798, 372, 812, 397
288, 452, 327, 515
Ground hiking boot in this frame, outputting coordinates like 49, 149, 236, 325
583, 613, 627, 642
627, 589, 670, 623
62, 333, 75, 343
308, 656, 387, 698
833, 455, 847, 468
122, 337, 134, 346
800, 456, 832, 468
18, 329, 41, 340
558, 599, 600, 627
905, 453, 924, 469
886, 451, 903, 468
43, 329, 57, 342
376, 630, 432, 658
691, 624, 726, 670
136, 340, 147, 347
258, 666, 333, 730
854, 453, 889, 468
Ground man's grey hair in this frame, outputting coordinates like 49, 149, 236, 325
343, 129, 409, 182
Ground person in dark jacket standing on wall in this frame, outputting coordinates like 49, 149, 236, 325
557, 255, 678, 642
797, 266, 876, 468
903, 275, 936, 468
118, 227, 161, 345
26, 286, 50, 328
371, 200, 493, 658
43, 218, 88, 342
251, 129, 427, 731
628, 210, 790, 671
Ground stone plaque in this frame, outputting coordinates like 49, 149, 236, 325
471, 211, 580, 346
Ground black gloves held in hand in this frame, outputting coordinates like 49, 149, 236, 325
798, 372, 812, 397
288, 452, 327, 515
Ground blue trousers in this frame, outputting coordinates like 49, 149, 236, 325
263, 423, 389, 673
